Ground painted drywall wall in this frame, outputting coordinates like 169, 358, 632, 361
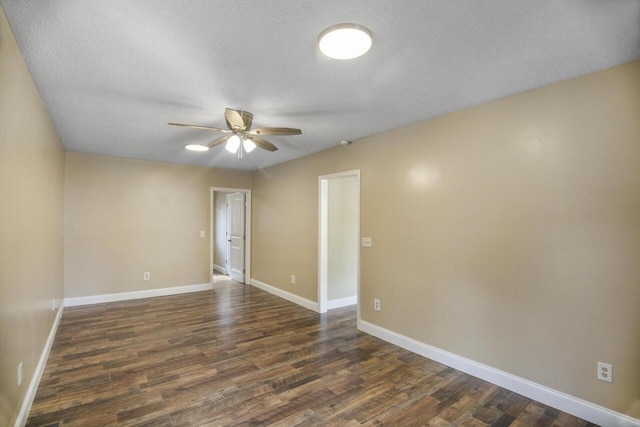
64, 152, 251, 298
0, 7, 65, 425
251, 61, 640, 416
252, 161, 322, 301
327, 175, 358, 301
213, 191, 231, 272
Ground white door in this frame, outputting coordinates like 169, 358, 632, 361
226, 192, 245, 283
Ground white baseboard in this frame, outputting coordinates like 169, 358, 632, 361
250, 279, 319, 312
327, 295, 357, 310
213, 264, 227, 274
358, 320, 640, 427
64, 283, 213, 307
15, 303, 64, 427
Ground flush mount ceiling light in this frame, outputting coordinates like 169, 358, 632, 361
319, 23, 372, 60
185, 144, 209, 152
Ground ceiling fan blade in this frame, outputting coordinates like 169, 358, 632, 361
207, 134, 233, 147
225, 108, 247, 130
246, 135, 278, 152
168, 122, 230, 132
248, 127, 302, 136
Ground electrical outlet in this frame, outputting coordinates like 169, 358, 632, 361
200, 230, 206, 238
374, 298, 381, 311
290, 275, 296, 285
597, 362, 612, 383
17, 362, 23, 386
144, 272, 151, 280
362, 237, 372, 247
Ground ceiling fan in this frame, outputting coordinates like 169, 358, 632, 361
169, 108, 301, 156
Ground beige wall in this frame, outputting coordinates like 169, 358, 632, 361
0, 7, 65, 425
253, 161, 327, 300
251, 61, 640, 415
64, 152, 251, 297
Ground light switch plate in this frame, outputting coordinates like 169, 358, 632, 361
362, 237, 372, 247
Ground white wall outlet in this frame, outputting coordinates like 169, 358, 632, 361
17, 362, 23, 386
374, 298, 381, 311
143, 272, 151, 280
290, 275, 296, 285
200, 230, 206, 238
362, 237, 372, 247
597, 362, 612, 383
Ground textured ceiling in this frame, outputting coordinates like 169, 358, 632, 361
2, 1, 639, 171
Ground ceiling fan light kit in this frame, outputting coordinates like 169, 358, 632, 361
225, 135, 241, 153
242, 138, 256, 153
319, 23, 372, 60
224, 134, 257, 157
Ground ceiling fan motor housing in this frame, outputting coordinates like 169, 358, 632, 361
226, 110, 253, 130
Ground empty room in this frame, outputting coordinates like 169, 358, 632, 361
1, 1, 639, 426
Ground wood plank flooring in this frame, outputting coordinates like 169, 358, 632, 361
28, 277, 597, 426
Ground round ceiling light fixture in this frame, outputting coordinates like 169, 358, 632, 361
185, 144, 209, 152
319, 23, 372, 60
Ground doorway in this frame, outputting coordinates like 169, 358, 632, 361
210, 187, 251, 284
318, 170, 360, 314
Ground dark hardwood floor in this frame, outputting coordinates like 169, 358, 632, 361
28, 277, 596, 426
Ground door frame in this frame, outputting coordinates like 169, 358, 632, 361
318, 169, 360, 314
210, 187, 251, 284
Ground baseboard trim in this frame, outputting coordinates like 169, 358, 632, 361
15, 303, 64, 427
213, 264, 227, 274
250, 279, 319, 313
327, 295, 357, 310
64, 283, 213, 307
357, 320, 639, 427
